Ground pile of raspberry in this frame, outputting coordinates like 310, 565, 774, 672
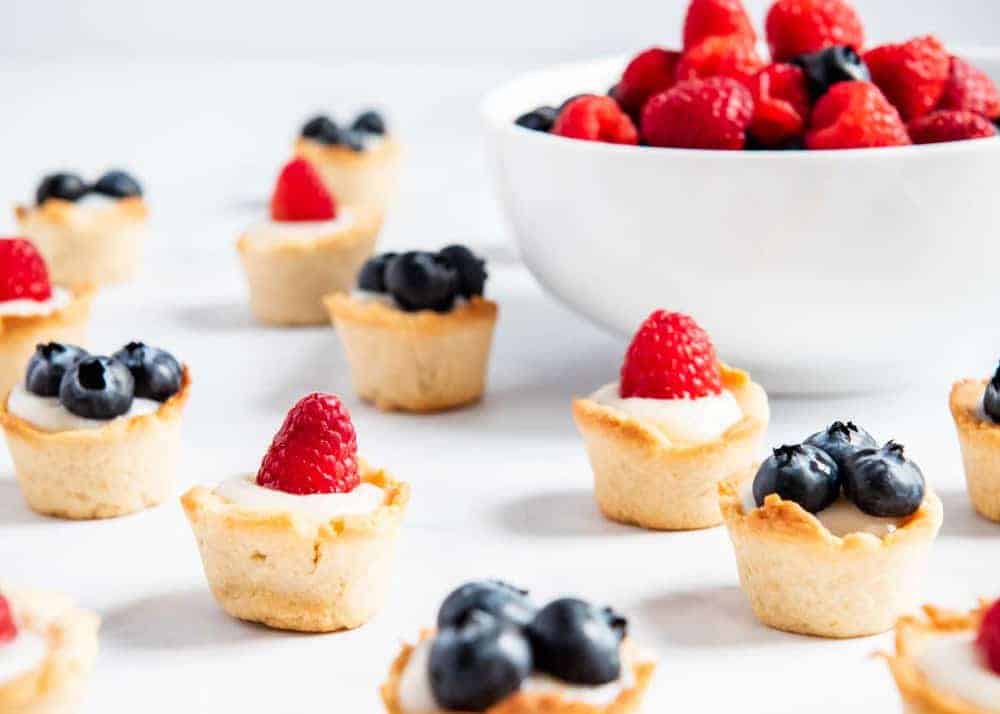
515, 0, 1000, 150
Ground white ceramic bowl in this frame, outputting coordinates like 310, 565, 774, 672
482, 53, 1000, 393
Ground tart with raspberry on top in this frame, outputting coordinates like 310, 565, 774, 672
237, 157, 383, 326
572, 310, 769, 531
181, 392, 409, 632
949, 362, 1000, 523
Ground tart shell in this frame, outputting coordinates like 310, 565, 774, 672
294, 136, 402, 212
950, 379, 1000, 522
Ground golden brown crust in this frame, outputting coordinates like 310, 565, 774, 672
235, 204, 383, 256
326, 293, 499, 334
295, 136, 402, 169
15, 197, 148, 228
0, 285, 95, 337
950, 379, 1000, 522
294, 137, 402, 211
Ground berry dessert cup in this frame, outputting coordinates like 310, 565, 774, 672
294, 110, 401, 212
181, 393, 410, 633
0, 342, 190, 519
0, 587, 100, 714
720, 422, 943, 638
950, 365, 1000, 522
572, 310, 769, 531
237, 158, 382, 326
15, 170, 149, 287
326, 245, 498, 413
380, 580, 657, 714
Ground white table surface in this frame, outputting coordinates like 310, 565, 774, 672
0, 60, 995, 713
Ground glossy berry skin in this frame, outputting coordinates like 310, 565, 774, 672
907, 110, 997, 145
683, 0, 756, 51
792, 46, 870, 99
301, 115, 341, 144
514, 106, 559, 132
527, 598, 626, 685
806, 81, 910, 150
842, 441, 925, 517
93, 170, 143, 199
641, 78, 754, 150
749, 64, 811, 147
270, 158, 337, 222
438, 245, 487, 298
976, 599, 1000, 676
765, 0, 865, 63
0, 595, 16, 643
614, 48, 681, 118
864, 36, 950, 121
803, 420, 877, 470
620, 310, 723, 399
939, 56, 1000, 120
437, 580, 537, 629
983, 363, 1000, 423
676, 35, 766, 86
553, 96, 639, 145
111, 342, 183, 402
25, 343, 90, 397
357, 252, 397, 293
351, 110, 387, 135
0, 238, 53, 303
36, 172, 88, 204
384, 252, 459, 312
59, 356, 134, 420
752, 444, 840, 513
430, 610, 533, 711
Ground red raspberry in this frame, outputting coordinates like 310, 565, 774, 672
641, 77, 754, 150
614, 48, 682, 118
908, 110, 997, 145
270, 158, 337, 222
0, 595, 16, 643
553, 96, 639, 145
676, 35, 766, 87
864, 36, 950, 121
620, 310, 723, 399
765, 0, 865, 63
938, 56, 1000, 120
683, 0, 756, 51
978, 600, 1000, 676
256, 393, 359, 495
806, 81, 910, 150
749, 63, 811, 146
0, 238, 52, 303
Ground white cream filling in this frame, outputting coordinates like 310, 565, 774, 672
589, 382, 742, 443
214, 473, 385, 521
916, 633, 1000, 713
7, 384, 160, 433
242, 211, 353, 247
0, 287, 71, 317
75, 193, 118, 210
740, 482, 902, 537
0, 629, 47, 685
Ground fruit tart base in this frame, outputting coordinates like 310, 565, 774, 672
294, 137, 402, 212
950, 379, 1000, 522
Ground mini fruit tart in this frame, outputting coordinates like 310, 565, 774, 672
326, 245, 498, 413
720, 422, 943, 638
0, 238, 94, 399
0, 341, 190, 519
572, 310, 769, 531
950, 364, 1000, 522
294, 110, 401, 212
887, 599, 1000, 713
15, 170, 149, 287
238, 158, 382, 326
181, 392, 410, 633
380, 580, 656, 714
0, 587, 99, 714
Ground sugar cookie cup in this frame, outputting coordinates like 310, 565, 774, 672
950, 379, 1000, 522
295, 136, 402, 212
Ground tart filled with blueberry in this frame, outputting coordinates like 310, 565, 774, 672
325, 245, 498, 413
380, 580, 656, 713
719, 421, 943, 638
15, 169, 149, 287
294, 109, 401, 212
0, 341, 190, 519
181, 392, 409, 633
237, 158, 383, 326
572, 310, 769, 531
950, 364, 1000, 523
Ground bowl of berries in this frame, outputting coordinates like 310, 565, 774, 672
482, 0, 1000, 393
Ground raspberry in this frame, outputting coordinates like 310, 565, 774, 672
620, 310, 723, 399
938, 56, 1000, 120
676, 35, 766, 87
0, 238, 52, 303
553, 96, 639, 145
256, 393, 359, 495
683, 0, 756, 51
978, 600, 1000, 676
614, 48, 682, 118
864, 36, 950, 121
765, 0, 865, 63
749, 63, 811, 146
0, 595, 16, 643
907, 110, 997, 145
270, 158, 337, 222
806, 81, 910, 150
641, 77, 754, 150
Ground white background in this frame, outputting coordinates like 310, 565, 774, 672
3, 2, 1000, 713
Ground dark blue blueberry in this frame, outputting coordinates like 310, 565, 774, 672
984, 362, 1000, 423
804, 421, 878, 470
384, 251, 459, 312
92, 170, 143, 199
607, 84, 620, 98
357, 253, 397, 293
753, 444, 840, 513
58, 356, 134, 420
351, 110, 386, 135
300, 115, 342, 144
438, 245, 487, 298
111, 342, 182, 402
437, 580, 536, 629
527, 598, 626, 685
36, 173, 87, 204
514, 106, 559, 133
746, 136, 806, 151
792, 46, 870, 100
429, 610, 532, 711
25, 343, 90, 397
843, 441, 925, 517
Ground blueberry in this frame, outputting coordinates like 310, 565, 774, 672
527, 598, 626, 685
351, 110, 386, 135
438, 580, 537, 629
984, 362, 1000, 423
804, 420, 878, 470
514, 106, 559, 133
36, 173, 88, 204
792, 46, 870, 100
111, 342, 183, 402
59, 356, 134, 420
339, 129, 365, 152
429, 610, 532, 711
438, 245, 487, 298
300, 115, 341, 144
607, 84, 620, 98
753, 444, 840, 513
25, 343, 89, 397
843, 441, 925, 517
92, 170, 143, 199
357, 253, 397, 293
384, 251, 459, 312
